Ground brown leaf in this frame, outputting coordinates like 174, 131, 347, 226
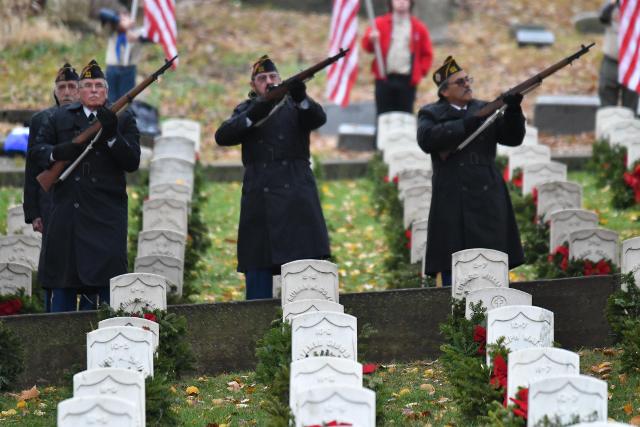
227, 380, 242, 392
602, 348, 618, 356
590, 362, 612, 375
619, 373, 629, 384
624, 402, 634, 416
18, 386, 40, 401
630, 415, 640, 426
420, 383, 436, 395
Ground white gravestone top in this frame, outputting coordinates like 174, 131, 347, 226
295, 385, 376, 427
451, 248, 509, 300
527, 375, 608, 427
152, 136, 196, 164
0, 262, 31, 296
86, 326, 155, 378
410, 219, 428, 264
403, 185, 431, 229
73, 368, 145, 427
549, 209, 599, 252
625, 139, 640, 168
149, 157, 195, 189
161, 118, 201, 152
464, 287, 532, 319
281, 260, 339, 306
149, 183, 192, 203
522, 161, 567, 196
139, 146, 153, 169
536, 181, 582, 220
57, 395, 138, 427
283, 300, 344, 322
568, 228, 619, 264
134, 255, 184, 295
596, 106, 634, 140
486, 305, 554, 364
137, 229, 186, 261
142, 198, 188, 235
98, 317, 160, 351
289, 357, 363, 411
110, 273, 168, 313
498, 125, 539, 156
621, 237, 640, 290
0, 235, 41, 270
6, 205, 40, 238
507, 347, 579, 401
602, 118, 640, 146
398, 169, 432, 200
508, 145, 551, 177
291, 312, 357, 361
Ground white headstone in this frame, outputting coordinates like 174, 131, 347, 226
283, 300, 344, 322
289, 357, 363, 410
602, 118, 640, 146
98, 317, 160, 351
149, 157, 195, 189
137, 229, 186, 261
139, 146, 153, 169
57, 395, 138, 427
110, 273, 168, 313
410, 219, 428, 264
522, 162, 567, 195
573, 423, 632, 427
379, 129, 416, 153
377, 112, 416, 151
152, 136, 196, 164
148, 183, 192, 203
291, 312, 357, 361
536, 181, 582, 220
507, 347, 580, 401
451, 248, 509, 300
281, 260, 339, 306
272, 274, 282, 299
498, 125, 539, 156
596, 106, 634, 140
0, 235, 41, 270
142, 198, 188, 234
527, 375, 607, 427
161, 118, 201, 152
403, 185, 431, 229
548, 209, 599, 251
508, 145, 551, 177
387, 150, 430, 179
464, 287, 532, 319
569, 228, 619, 265
73, 368, 145, 427
0, 262, 31, 296
625, 139, 640, 168
398, 169, 432, 200
134, 255, 184, 295
486, 305, 554, 363
295, 386, 376, 427
6, 206, 40, 238
621, 236, 640, 290
86, 326, 154, 378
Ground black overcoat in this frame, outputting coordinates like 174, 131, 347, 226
417, 99, 525, 275
215, 96, 331, 272
23, 106, 55, 230
30, 102, 140, 289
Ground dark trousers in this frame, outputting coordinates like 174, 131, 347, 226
47, 287, 109, 312
106, 65, 136, 103
245, 269, 273, 300
441, 271, 452, 287
375, 74, 417, 116
599, 56, 639, 113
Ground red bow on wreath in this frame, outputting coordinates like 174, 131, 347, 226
490, 354, 509, 406
0, 298, 23, 316
510, 387, 528, 420
583, 259, 612, 276
473, 325, 487, 355
623, 164, 640, 203
548, 245, 569, 271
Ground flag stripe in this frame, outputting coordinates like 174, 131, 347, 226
326, 0, 359, 107
144, 0, 178, 66
619, 0, 640, 93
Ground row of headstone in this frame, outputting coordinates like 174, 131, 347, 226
596, 106, 640, 168
280, 259, 376, 426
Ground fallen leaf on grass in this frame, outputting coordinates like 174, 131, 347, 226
420, 383, 436, 395
619, 373, 628, 384
398, 388, 411, 396
630, 415, 640, 426
17, 386, 39, 401
423, 368, 435, 378
437, 397, 450, 405
590, 362, 612, 375
602, 348, 619, 356
185, 386, 199, 396
16, 401, 26, 410
227, 380, 242, 391
624, 403, 634, 415
212, 398, 225, 406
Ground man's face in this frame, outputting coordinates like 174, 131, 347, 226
391, 0, 411, 13
250, 72, 281, 97
441, 71, 473, 106
54, 80, 79, 105
79, 78, 108, 109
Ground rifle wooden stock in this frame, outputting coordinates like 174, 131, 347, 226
258, 48, 349, 103
36, 55, 178, 192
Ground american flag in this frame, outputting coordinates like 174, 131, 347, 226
143, 0, 178, 67
619, 0, 640, 93
326, 0, 360, 107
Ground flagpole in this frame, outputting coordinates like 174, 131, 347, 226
363, 0, 386, 78
123, 0, 139, 66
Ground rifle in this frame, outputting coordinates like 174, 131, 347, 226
440, 43, 595, 160
36, 55, 178, 192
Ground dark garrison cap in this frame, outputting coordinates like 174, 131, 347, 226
433, 56, 463, 87
251, 55, 278, 78
55, 63, 79, 82
80, 59, 105, 80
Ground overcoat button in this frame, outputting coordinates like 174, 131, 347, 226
462, 186, 468, 191
282, 160, 287, 165
91, 177, 97, 183
278, 134, 284, 140
483, 185, 488, 190
73, 202, 79, 208
284, 184, 290, 188
459, 162, 464, 167
74, 176, 80, 182
264, 187, 269, 192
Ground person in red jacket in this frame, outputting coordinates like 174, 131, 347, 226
361, 0, 434, 115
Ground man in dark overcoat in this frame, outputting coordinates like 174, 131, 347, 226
31, 59, 140, 312
215, 55, 331, 300
23, 63, 80, 311
417, 56, 525, 286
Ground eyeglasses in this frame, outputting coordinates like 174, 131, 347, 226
450, 76, 473, 87
80, 82, 106, 90
254, 72, 280, 84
